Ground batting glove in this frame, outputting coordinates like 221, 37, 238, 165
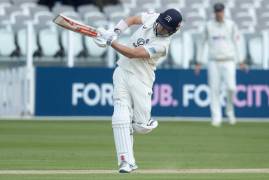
94, 36, 107, 48
94, 27, 108, 48
101, 30, 118, 46
94, 28, 118, 47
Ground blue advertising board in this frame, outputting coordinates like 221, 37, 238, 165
35, 67, 269, 117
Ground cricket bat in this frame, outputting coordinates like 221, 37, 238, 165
53, 14, 99, 38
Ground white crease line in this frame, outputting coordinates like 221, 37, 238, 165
0, 169, 269, 175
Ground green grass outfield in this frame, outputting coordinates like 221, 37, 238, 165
0, 120, 269, 180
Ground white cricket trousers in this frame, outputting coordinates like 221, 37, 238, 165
112, 67, 152, 165
113, 67, 153, 124
208, 60, 236, 123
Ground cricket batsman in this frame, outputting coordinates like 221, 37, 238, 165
195, 3, 247, 127
94, 9, 182, 173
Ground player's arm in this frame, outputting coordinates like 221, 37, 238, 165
232, 23, 248, 71
111, 40, 167, 60
111, 41, 150, 59
114, 16, 142, 35
195, 24, 208, 75
125, 16, 142, 26
114, 12, 155, 34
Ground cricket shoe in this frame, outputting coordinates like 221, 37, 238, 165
211, 121, 221, 127
119, 161, 138, 173
147, 118, 158, 129
130, 163, 138, 171
228, 116, 237, 125
119, 161, 132, 173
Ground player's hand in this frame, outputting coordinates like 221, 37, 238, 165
194, 64, 201, 75
99, 28, 118, 46
94, 28, 118, 47
239, 63, 248, 73
94, 36, 107, 48
94, 27, 108, 48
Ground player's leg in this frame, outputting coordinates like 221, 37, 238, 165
223, 61, 236, 124
128, 118, 138, 170
112, 67, 136, 173
128, 107, 137, 170
129, 73, 158, 134
208, 61, 222, 126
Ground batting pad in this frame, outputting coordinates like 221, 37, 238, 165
112, 103, 135, 166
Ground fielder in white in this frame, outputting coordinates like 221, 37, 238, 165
94, 9, 182, 173
195, 3, 247, 127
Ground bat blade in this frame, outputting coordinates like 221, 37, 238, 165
53, 14, 99, 37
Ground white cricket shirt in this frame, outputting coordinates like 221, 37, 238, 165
117, 12, 171, 87
198, 19, 243, 63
